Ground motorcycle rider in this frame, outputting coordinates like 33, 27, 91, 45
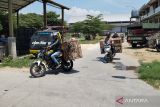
104, 32, 111, 44
112, 32, 119, 38
104, 33, 115, 58
47, 32, 62, 69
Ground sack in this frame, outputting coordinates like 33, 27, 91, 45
62, 39, 82, 60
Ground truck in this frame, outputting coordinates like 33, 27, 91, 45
127, 24, 149, 48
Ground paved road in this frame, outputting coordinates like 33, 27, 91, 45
0, 44, 160, 107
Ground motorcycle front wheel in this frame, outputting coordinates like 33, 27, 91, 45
62, 60, 73, 72
30, 62, 46, 78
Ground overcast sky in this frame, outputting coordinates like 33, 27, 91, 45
20, 0, 149, 23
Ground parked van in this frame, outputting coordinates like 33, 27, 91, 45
30, 31, 56, 56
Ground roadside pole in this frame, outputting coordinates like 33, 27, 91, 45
8, 0, 17, 58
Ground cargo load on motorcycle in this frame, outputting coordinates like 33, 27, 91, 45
100, 37, 122, 54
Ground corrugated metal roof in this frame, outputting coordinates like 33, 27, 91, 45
0, 0, 36, 12
0, 0, 69, 12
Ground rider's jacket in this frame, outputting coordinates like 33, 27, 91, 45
50, 39, 62, 52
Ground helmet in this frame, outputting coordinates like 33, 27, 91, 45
53, 32, 58, 38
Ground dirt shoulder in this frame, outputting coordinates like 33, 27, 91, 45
0, 67, 29, 72
123, 41, 160, 63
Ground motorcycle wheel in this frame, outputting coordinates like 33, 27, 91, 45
30, 62, 46, 78
62, 60, 73, 71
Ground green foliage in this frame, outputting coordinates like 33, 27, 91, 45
70, 22, 83, 33
0, 11, 9, 33
138, 61, 160, 89
71, 14, 111, 40
47, 11, 62, 26
0, 21, 2, 31
0, 11, 63, 32
0, 56, 34, 68
19, 13, 43, 28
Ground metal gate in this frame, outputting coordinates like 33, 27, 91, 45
16, 28, 37, 55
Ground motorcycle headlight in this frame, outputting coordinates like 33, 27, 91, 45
105, 48, 111, 52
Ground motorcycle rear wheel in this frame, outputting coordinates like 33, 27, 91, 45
30, 63, 46, 78
62, 60, 73, 71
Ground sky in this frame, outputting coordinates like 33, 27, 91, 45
20, 0, 149, 23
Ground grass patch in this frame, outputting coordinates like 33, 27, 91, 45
0, 56, 34, 68
138, 61, 160, 89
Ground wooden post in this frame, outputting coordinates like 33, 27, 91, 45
43, 0, 47, 29
61, 8, 65, 42
17, 11, 19, 28
9, 0, 13, 37
61, 8, 64, 26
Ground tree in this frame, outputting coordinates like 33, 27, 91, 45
83, 14, 105, 39
19, 13, 43, 29
70, 22, 83, 33
47, 11, 62, 26
71, 14, 110, 40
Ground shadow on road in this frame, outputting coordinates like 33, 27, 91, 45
29, 69, 80, 78
113, 62, 138, 71
94, 57, 121, 63
112, 76, 138, 79
45, 69, 80, 75
96, 57, 106, 63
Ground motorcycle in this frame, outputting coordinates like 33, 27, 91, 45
30, 48, 73, 77
104, 44, 116, 63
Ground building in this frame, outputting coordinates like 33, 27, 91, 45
139, 0, 160, 23
106, 21, 132, 33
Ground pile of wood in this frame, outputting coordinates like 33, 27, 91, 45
62, 38, 82, 60
99, 38, 122, 54
148, 32, 160, 48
